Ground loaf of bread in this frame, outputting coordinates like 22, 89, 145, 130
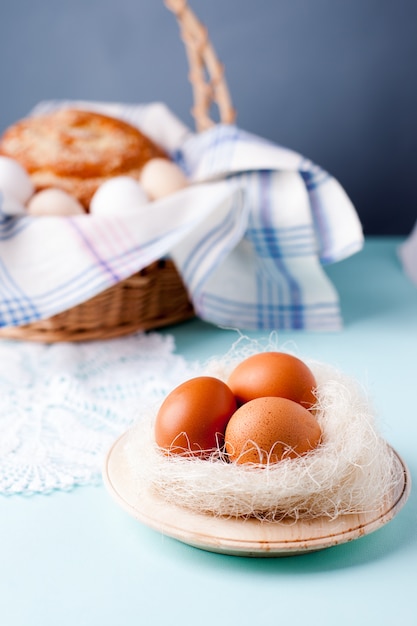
0, 108, 169, 210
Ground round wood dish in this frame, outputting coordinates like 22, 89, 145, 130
103, 431, 411, 557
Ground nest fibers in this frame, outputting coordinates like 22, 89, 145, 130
124, 348, 403, 522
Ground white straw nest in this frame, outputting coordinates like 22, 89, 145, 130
124, 354, 403, 522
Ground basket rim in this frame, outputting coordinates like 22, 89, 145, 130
0, 1, 233, 342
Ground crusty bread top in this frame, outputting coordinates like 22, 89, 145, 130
0, 108, 169, 209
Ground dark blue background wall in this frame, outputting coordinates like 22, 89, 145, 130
1, 0, 416, 235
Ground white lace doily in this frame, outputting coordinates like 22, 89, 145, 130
0, 332, 196, 495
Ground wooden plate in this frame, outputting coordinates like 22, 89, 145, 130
103, 431, 411, 557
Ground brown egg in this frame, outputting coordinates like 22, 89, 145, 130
140, 158, 188, 200
224, 396, 322, 465
27, 188, 85, 216
227, 351, 317, 409
154, 376, 237, 457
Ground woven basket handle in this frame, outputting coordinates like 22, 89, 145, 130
164, 0, 236, 132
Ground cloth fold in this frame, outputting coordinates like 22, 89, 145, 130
398, 220, 417, 287
0, 100, 363, 331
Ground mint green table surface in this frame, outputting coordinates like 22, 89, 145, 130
1, 237, 416, 626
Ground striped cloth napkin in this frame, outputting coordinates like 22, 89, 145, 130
0, 100, 363, 331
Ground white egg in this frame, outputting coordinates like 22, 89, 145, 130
27, 188, 85, 216
0, 190, 27, 216
0, 156, 34, 204
89, 176, 149, 216
139, 158, 188, 201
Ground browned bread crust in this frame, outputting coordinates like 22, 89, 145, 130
0, 108, 169, 209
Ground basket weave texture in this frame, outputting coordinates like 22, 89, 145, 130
0, 0, 235, 342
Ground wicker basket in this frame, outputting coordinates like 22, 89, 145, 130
0, 0, 236, 342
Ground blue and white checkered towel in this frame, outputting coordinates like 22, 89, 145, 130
0, 100, 363, 331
